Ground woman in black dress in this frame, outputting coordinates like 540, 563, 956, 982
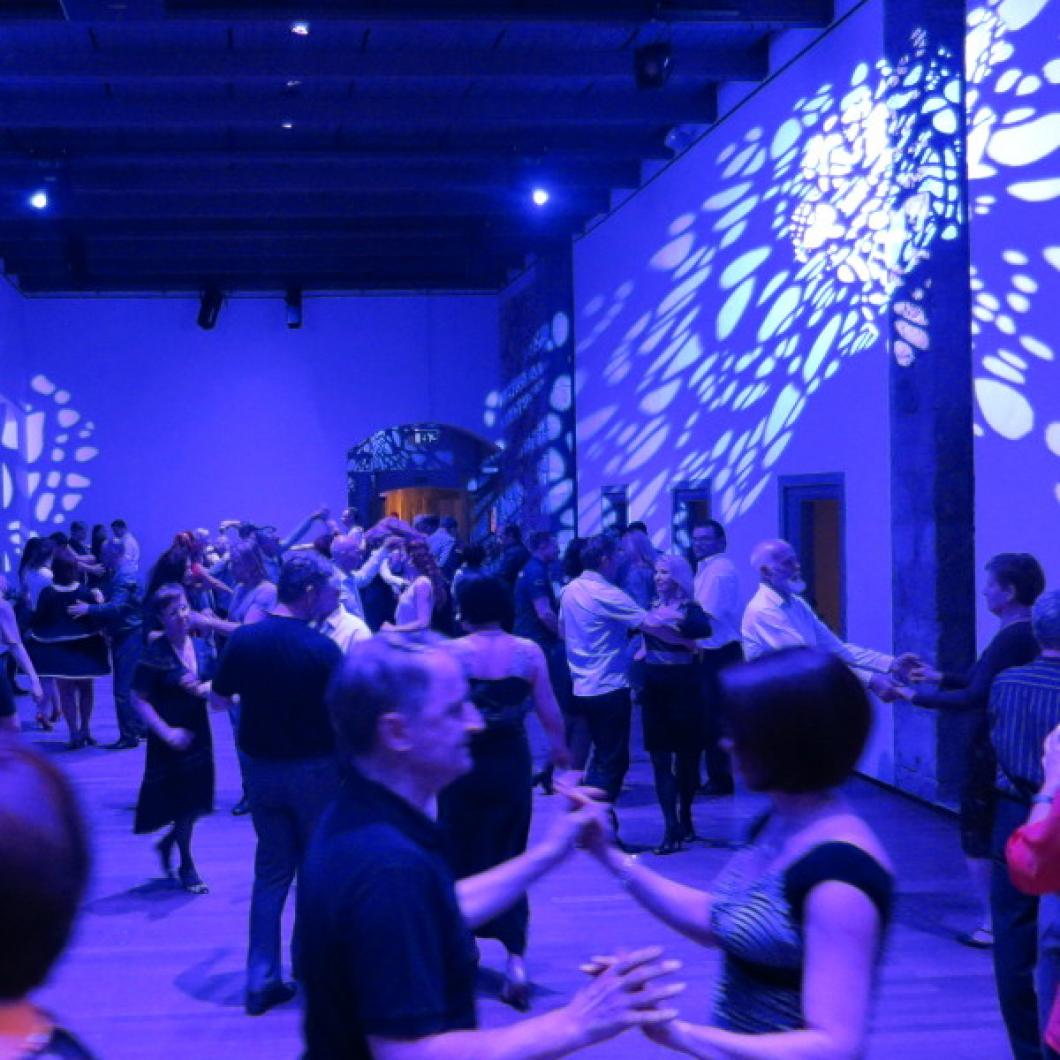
132, 584, 215, 895
26, 548, 110, 749
437, 576, 570, 1010
640, 553, 713, 854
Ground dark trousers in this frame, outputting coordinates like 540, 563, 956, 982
111, 632, 145, 741
992, 795, 1044, 1060
571, 687, 632, 803
544, 639, 590, 769
699, 641, 742, 788
243, 755, 341, 994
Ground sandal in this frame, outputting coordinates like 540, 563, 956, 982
178, 867, 209, 895
36, 712, 53, 732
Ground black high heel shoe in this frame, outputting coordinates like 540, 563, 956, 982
178, 866, 209, 895
653, 827, 683, 856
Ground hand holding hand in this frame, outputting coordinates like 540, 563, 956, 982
868, 673, 902, 702
164, 727, 194, 751
909, 662, 943, 684
543, 800, 611, 861
566, 947, 683, 1048
890, 652, 923, 684
67, 601, 90, 619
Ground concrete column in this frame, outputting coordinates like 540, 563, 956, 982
886, 0, 976, 803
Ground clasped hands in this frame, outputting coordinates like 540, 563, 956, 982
868, 652, 942, 702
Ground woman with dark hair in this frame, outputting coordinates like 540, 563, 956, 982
131, 584, 215, 894
437, 576, 571, 1010
0, 737, 94, 1057
641, 553, 713, 854
386, 537, 450, 634
26, 548, 110, 748
586, 648, 894, 1055
897, 551, 1044, 949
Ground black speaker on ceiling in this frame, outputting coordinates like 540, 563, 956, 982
634, 42, 673, 90
196, 288, 224, 330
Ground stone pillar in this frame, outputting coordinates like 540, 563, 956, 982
494, 247, 578, 539
886, 0, 977, 803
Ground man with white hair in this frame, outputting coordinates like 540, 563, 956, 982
741, 538, 917, 699
331, 532, 394, 622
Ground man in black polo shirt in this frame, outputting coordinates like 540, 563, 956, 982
211, 553, 344, 1017
299, 633, 683, 1059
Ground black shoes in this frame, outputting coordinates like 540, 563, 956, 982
245, 981, 297, 1017
105, 736, 140, 750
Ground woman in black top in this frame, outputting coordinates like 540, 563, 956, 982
897, 551, 1044, 948
587, 649, 894, 1053
132, 584, 215, 894
26, 548, 109, 748
640, 553, 713, 854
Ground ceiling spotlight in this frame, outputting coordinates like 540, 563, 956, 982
29, 190, 49, 210
285, 79, 302, 89
531, 187, 550, 207
289, 21, 310, 36
281, 121, 295, 129
635, 42, 673, 90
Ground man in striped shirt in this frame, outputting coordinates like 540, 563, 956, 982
990, 589, 1060, 1060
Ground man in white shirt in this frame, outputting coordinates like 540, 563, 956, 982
331, 533, 394, 621
741, 539, 916, 698
559, 534, 684, 806
110, 518, 139, 572
691, 521, 743, 796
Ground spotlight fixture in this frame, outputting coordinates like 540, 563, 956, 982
531, 187, 550, 207
284, 79, 302, 89
285, 288, 303, 330
289, 20, 310, 36
28, 190, 49, 210
281, 121, 295, 129
197, 289, 224, 331
634, 42, 673, 90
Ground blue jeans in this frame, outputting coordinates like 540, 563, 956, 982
112, 632, 144, 741
571, 688, 632, 804
243, 755, 341, 994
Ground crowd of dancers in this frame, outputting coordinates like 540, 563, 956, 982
1, 507, 1059, 1059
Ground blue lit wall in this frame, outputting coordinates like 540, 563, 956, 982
573, 0, 975, 782
2, 292, 498, 570
966, 0, 1060, 643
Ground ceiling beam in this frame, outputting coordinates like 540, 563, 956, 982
0, 42, 768, 82
158, 1, 833, 28
0, 159, 644, 192
0, 87, 717, 126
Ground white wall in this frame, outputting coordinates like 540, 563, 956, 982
573, 0, 900, 780
10, 292, 498, 567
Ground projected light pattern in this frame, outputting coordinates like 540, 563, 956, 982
0, 375, 99, 574
576, 29, 963, 528
965, 0, 1060, 508
486, 303, 576, 537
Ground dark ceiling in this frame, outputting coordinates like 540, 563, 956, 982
0, 1, 834, 294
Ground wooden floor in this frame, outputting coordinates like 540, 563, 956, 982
17, 683, 1010, 1060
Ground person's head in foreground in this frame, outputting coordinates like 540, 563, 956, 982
0, 738, 91, 1053
720, 646, 870, 793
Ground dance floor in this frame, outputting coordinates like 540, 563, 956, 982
19, 688, 1009, 1059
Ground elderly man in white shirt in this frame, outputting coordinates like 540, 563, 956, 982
331, 532, 396, 622
691, 520, 743, 796
559, 534, 685, 810
741, 539, 917, 699
314, 568, 372, 653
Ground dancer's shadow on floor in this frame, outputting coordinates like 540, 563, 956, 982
174, 950, 250, 1008
85, 878, 197, 920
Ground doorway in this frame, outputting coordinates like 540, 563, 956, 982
671, 479, 712, 555
380, 486, 470, 535
780, 474, 845, 636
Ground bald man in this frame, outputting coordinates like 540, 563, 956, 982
741, 539, 918, 700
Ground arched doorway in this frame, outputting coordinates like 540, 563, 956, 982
346, 423, 502, 535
